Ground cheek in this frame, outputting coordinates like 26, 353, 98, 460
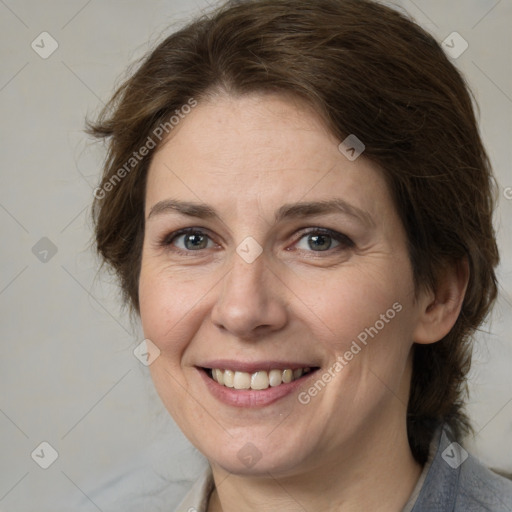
304, 267, 416, 393
300, 268, 406, 340
138, 263, 208, 425
138, 260, 204, 360
309, 276, 414, 418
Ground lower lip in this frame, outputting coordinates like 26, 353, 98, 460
198, 368, 318, 408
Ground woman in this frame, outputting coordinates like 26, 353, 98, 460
89, 0, 512, 510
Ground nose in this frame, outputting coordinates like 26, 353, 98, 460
210, 248, 288, 340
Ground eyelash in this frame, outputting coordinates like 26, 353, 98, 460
158, 227, 354, 256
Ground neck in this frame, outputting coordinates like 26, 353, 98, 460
207, 415, 423, 512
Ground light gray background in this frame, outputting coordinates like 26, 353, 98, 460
0, 1, 511, 511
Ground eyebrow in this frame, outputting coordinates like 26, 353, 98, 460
147, 198, 374, 227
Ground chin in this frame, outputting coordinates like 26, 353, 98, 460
199, 429, 314, 477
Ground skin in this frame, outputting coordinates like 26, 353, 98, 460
139, 92, 468, 511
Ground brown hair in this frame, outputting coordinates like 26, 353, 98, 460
88, 0, 499, 464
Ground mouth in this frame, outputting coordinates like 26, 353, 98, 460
196, 360, 321, 407
202, 366, 319, 391
201, 366, 319, 391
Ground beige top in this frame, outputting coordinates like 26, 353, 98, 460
173, 429, 439, 512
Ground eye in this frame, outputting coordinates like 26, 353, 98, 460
159, 227, 354, 255
293, 228, 354, 253
161, 228, 216, 252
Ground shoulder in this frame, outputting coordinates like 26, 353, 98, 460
412, 425, 512, 512
456, 454, 512, 511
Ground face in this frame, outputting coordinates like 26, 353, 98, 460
139, 93, 425, 476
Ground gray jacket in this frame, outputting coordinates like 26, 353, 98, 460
409, 426, 512, 511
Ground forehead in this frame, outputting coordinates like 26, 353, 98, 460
155, 93, 338, 170
145, 93, 392, 224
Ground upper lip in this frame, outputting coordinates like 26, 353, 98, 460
198, 359, 320, 374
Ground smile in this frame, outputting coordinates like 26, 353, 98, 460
206, 367, 314, 390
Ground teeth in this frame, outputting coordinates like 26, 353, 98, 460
268, 369, 282, 387
208, 367, 313, 390
233, 371, 251, 390
282, 369, 293, 383
214, 368, 224, 385
251, 371, 269, 390
223, 369, 234, 388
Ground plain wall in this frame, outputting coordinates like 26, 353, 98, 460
1, 1, 511, 510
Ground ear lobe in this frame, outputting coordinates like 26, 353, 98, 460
413, 258, 469, 345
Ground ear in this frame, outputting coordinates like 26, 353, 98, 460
413, 257, 469, 345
